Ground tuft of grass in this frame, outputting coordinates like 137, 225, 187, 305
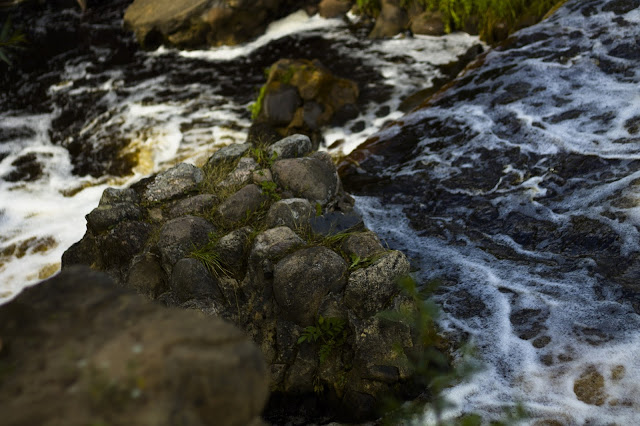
190, 240, 232, 278
200, 156, 244, 201
358, 0, 565, 43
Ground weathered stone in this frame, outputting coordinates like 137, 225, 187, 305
272, 157, 339, 206
220, 157, 259, 188
215, 227, 253, 276
344, 250, 409, 318
99, 187, 140, 206
318, 0, 353, 18
256, 59, 359, 137
310, 210, 364, 236
250, 226, 304, 262
98, 221, 152, 268
171, 257, 224, 303
218, 184, 268, 223
61, 232, 100, 269
86, 203, 142, 233
127, 253, 168, 298
143, 163, 203, 204
369, 0, 408, 39
157, 215, 215, 269
273, 246, 347, 325
283, 344, 318, 394
267, 134, 312, 159
207, 143, 250, 168
124, 0, 297, 49
350, 316, 414, 381
167, 194, 217, 218
0, 266, 269, 426
252, 168, 273, 184
265, 198, 314, 230
341, 231, 385, 260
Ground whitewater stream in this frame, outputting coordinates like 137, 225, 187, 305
1, 0, 639, 424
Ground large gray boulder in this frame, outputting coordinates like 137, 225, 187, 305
0, 267, 269, 426
143, 163, 203, 204
273, 246, 347, 325
218, 184, 268, 223
344, 250, 410, 318
265, 198, 314, 230
272, 156, 339, 206
157, 215, 215, 269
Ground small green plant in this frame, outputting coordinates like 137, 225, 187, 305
190, 240, 231, 278
377, 276, 480, 425
258, 180, 281, 201
298, 315, 348, 364
249, 84, 268, 120
250, 146, 278, 168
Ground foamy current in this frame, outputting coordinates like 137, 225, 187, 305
346, 0, 640, 423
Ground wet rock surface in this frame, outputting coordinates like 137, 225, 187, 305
0, 266, 268, 426
62, 136, 430, 422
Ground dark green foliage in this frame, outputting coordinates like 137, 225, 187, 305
378, 276, 479, 424
0, 16, 25, 66
297, 315, 348, 364
258, 180, 281, 201
357, 0, 565, 42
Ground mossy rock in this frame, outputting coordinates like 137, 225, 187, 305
252, 59, 359, 138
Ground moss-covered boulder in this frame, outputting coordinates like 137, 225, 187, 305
252, 59, 359, 143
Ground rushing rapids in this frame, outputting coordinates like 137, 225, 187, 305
342, 0, 640, 423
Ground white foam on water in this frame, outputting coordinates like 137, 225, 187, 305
355, 196, 640, 424
166, 10, 344, 61
348, 1, 640, 423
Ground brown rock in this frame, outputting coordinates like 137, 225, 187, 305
0, 266, 269, 426
411, 11, 446, 36
368, 0, 408, 39
319, 0, 353, 19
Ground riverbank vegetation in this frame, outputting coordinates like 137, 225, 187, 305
358, 0, 567, 42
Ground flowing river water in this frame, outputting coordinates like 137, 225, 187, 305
1, 0, 639, 424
